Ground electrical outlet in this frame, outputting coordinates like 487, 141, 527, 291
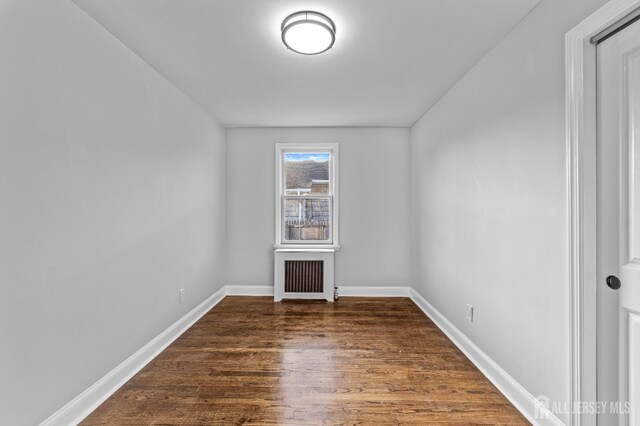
179, 288, 185, 304
466, 304, 474, 322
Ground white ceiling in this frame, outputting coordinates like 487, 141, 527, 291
71, 0, 539, 128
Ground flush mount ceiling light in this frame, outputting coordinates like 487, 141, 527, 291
281, 11, 336, 55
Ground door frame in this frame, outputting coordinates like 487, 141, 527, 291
567, 1, 640, 425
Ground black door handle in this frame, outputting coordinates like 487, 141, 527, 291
606, 275, 621, 290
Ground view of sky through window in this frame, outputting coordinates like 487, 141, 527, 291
284, 152, 330, 162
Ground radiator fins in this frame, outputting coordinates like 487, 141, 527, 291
284, 260, 324, 293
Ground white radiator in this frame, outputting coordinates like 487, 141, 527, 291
274, 249, 334, 301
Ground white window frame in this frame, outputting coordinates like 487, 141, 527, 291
275, 143, 339, 250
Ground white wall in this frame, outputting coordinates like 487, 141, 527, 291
409, 0, 608, 422
227, 127, 411, 289
0, 1, 226, 424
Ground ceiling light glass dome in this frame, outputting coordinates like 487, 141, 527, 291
281, 11, 336, 55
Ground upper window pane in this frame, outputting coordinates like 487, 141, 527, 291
283, 152, 331, 195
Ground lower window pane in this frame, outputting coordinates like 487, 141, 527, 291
283, 198, 331, 241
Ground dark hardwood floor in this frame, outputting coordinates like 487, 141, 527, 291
82, 297, 529, 425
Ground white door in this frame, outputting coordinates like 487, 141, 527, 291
597, 18, 640, 426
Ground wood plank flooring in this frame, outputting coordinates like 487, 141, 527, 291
82, 297, 529, 425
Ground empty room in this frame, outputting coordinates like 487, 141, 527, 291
2, 0, 639, 424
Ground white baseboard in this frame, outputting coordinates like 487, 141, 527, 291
224, 285, 411, 298
225, 285, 274, 296
337, 286, 411, 297
40, 286, 227, 426
409, 289, 564, 426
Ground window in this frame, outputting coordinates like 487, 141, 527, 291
275, 144, 338, 247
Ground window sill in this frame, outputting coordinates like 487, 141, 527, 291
274, 244, 340, 252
